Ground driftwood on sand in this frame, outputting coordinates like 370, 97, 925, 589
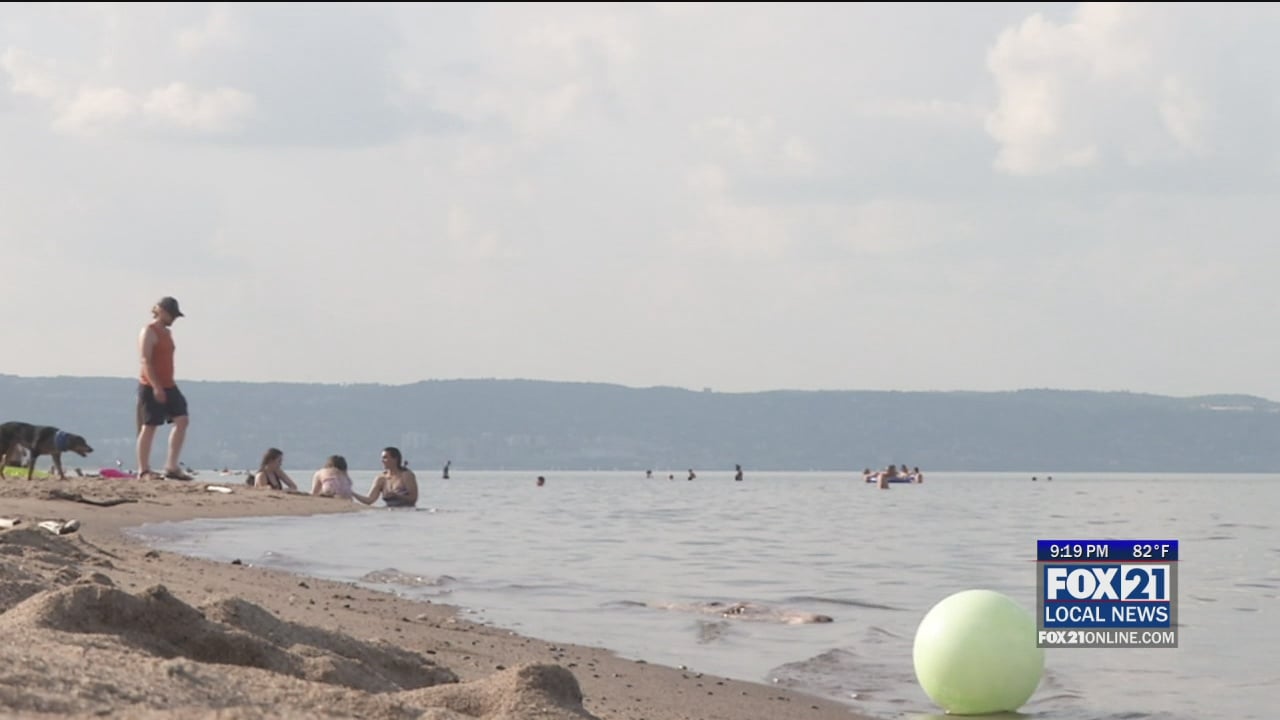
46, 489, 137, 507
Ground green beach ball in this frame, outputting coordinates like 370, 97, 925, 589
912, 589, 1044, 715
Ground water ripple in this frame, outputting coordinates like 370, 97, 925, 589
131, 471, 1277, 720
783, 595, 902, 611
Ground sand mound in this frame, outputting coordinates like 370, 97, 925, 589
0, 528, 596, 719
404, 664, 599, 720
0, 527, 100, 612
0, 581, 598, 719
201, 595, 457, 690
0, 576, 47, 615
0, 525, 90, 562
1, 583, 456, 693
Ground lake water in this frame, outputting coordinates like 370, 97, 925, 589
129, 471, 1277, 720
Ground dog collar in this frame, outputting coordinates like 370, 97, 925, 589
55, 430, 70, 453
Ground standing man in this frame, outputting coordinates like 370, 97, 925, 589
136, 296, 192, 480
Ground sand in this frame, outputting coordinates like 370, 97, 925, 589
0, 476, 871, 719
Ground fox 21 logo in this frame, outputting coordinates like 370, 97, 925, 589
1045, 565, 1171, 602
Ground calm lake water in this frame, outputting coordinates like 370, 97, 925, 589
130, 472, 1276, 720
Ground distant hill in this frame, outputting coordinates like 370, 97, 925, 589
2, 375, 1278, 473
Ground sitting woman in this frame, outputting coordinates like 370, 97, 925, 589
355, 446, 418, 507
311, 455, 355, 499
251, 447, 299, 491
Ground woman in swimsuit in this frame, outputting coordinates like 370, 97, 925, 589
252, 447, 298, 491
311, 454, 355, 499
355, 446, 418, 508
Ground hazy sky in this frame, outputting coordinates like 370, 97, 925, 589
4, 3, 1280, 399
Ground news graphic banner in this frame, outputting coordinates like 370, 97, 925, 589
1036, 540, 1179, 648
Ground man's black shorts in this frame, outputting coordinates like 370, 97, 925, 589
137, 384, 189, 428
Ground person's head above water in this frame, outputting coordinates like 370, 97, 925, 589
381, 447, 406, 470
260, 447, 283, 471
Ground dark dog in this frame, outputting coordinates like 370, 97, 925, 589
0, 421, 94, 480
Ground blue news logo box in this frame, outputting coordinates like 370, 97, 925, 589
1036, 540, 1179, 648
1041, 564, 1171, 626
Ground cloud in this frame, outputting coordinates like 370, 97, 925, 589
694, 116, 820, 179
1, 46, 62, 101
1, 4, 459, 146
837, 198, 966, 258
52, 85, 136, 135
673, 168, 795, 261
174, 2, 242, 56
985, 3, 1280, 176
142, 83, 254, 133
3, 46, 254, 137
411, 4, 639, 151
446, 204, 514, 263
854, 98, 989, 130
4, 3, 1280, 400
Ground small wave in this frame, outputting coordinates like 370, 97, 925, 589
695, 619, 732, 644
1215, 522, 1272, 529
1030, 693, 1088, 705
640, 600, 835, 624
1223, 676, 1280, 689
768, 648, 917, 708
863, 624, 906, 641
602, 600, 648, 609
253, 550, 312, 569
498, 582, 580, 592
358, 568, 455, 587
767, 648, 862, 693
784, 595, 902, 611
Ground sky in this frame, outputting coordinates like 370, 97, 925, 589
4, 2, 1280, 399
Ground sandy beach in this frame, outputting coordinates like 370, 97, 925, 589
0, 476, 870, 719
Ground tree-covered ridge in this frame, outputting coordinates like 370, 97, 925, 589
3, 375, 1277, 472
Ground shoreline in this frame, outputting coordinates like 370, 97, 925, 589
0, 476, 872, 719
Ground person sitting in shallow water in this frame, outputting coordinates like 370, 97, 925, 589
355, 446, 418, 508
250, 448, 298, 491
311, 454, 355, 499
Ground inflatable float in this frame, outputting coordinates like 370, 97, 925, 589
100, 468, 137, 479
